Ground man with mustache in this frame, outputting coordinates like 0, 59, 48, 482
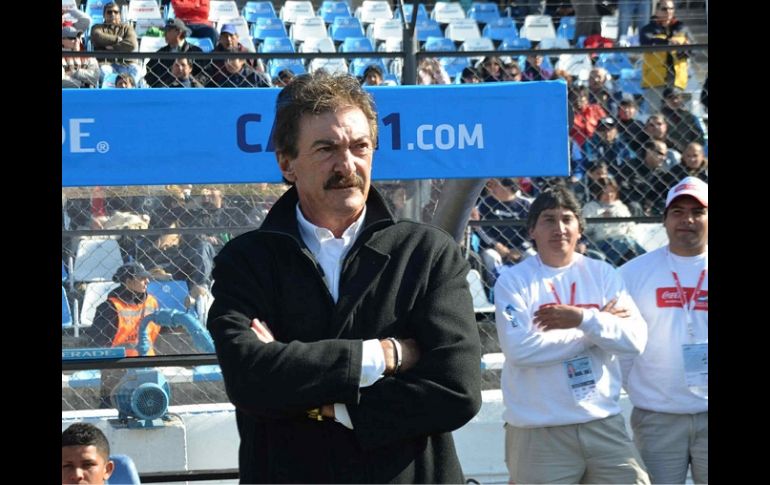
493, 186, 650, 484
620, 177, 708, 484
207, 72, 482, 483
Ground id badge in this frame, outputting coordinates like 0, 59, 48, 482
564, 356, 599, 403
682, 343, 708, 398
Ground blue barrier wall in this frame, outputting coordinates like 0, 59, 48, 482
62, 82, 569, 186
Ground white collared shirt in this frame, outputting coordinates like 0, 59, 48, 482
296, 204, 386, 428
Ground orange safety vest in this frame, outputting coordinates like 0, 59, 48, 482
109, 294, 161, 357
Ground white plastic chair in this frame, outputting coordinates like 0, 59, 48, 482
290, 16, 330, 44
208, 0, 240, 22
520, 14, 556, 41
355, 0, 393, 25
79, 281, 120, 328
431, 2, 467, 24
445, 18, 481, 43
71, 238, 124, 283
466, 269, 494, 314
600, 15, 619, 40
126, 0, 163, 21
280, 1, 316, 24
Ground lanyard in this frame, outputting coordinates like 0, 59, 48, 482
538, 255, 576, 305
549, 281, 576, 306
667, 250, 707, 340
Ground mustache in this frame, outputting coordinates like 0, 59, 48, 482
324, 173, 365, 190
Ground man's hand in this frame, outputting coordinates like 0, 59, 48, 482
250, 319, 274, 343
600, 298, 631, 318
380, 338, 421, 374
533, 304, 583, 331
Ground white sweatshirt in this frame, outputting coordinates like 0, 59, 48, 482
494, 253, 647, 427
620, 246, 708, 414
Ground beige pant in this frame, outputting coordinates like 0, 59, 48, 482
505, 414, 650, 484
631, 408, 708, 484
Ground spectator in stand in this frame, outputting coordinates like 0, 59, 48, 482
460, 66, 482, 84
521, 47, 554, 81
660, 86, 706, 153
503, 60, 522, 81
477, 56, 506, 82
544, 0, 575, 27
272, 68, 295, 87
62, 5, 92, 38
168, 57, 204, 87
642, 113, 680, 169
681, 142, 708, 183
570, 85, 608, 147
574, 160, 610, 204
581, 176, 646, 267
582, 26, 615, 60
62, 423, 114, 485
361, 64, 385, 86
417, 57, 451, 84
617, 96, 646, 154
621, 140, 688, 216
617, 0, 650, 39
208, 57, 271, 87
639, 0, 692, 112
700, 75, 708, 112
115, 72, 136, 88
620, 177, 708, 485
588, 67, 621, 115
476, 178, 535, 285
205, 24, 264, 86
493, 186, 649, 484
62, 26, 99, 89
90, 2, 140, 85
167, 0, 219, 47
144, 18, 203, 88
584, 116, 636, 173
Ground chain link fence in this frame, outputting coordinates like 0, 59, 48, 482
62, 1, 707, 411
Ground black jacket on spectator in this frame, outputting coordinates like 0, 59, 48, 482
144, 41, 203, 88
207, 186, 482, 483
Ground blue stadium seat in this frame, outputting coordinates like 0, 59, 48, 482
340, 36, 375, 53
148, 280, 190, 313
259, 36, 296, 53
62, 287, 73, 327
243, 1, 277, 22
186, 37, 214, 52
349, 57, 388, 77
498, 37, 531, 51
595, 52, 634, 77
329, 17, 365, 44
251, 17, 288, 40
618, 68, 643, 95
482, 16, 519, 43
317, 0, 352, 23
556, 16, 576, 41
394, 3, 429, 21
414, 19, 443, 42
468, 2, 501, 25
267, 59, 308, 78
423, 36, 456, 52
109, 455, 141, 485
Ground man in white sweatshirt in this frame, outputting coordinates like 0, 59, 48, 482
619, 177, 708, 484
494, 186, 650, 484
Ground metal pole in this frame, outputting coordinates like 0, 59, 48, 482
399, 0, 419, 86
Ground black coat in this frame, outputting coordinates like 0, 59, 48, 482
207, 186, 482, 483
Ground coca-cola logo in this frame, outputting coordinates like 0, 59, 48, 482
660, 290, 682, 300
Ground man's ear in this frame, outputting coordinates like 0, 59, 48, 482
103, 459, 115, 480
276, 152, 296, 183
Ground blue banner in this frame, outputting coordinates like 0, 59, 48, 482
62, 82, 569, 186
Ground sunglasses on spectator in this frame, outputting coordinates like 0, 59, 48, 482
105, 10, 120, 14
658, 6, 674, 11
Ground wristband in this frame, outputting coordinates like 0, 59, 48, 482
387, 338, 402, 374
